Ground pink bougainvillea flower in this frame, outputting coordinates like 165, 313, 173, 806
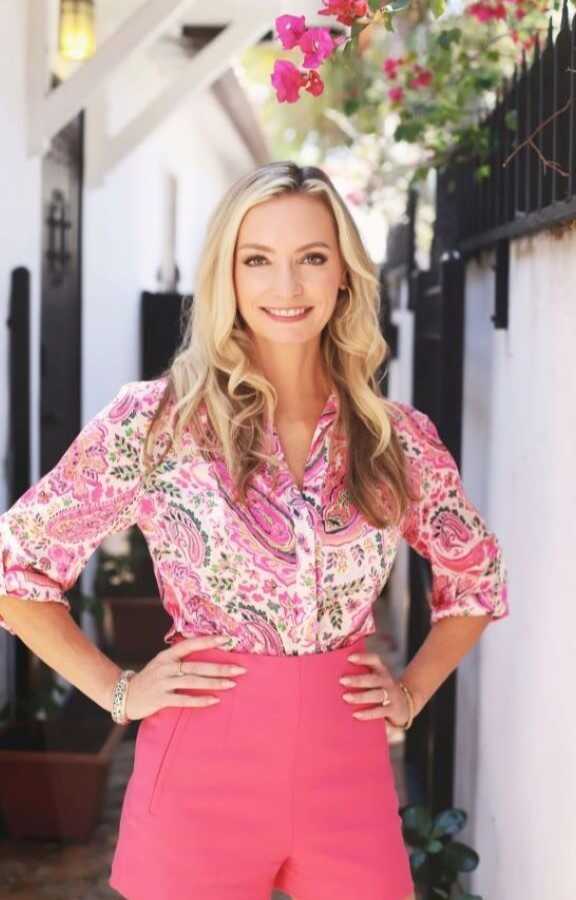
275, 14, 307, 50
469, 0, 507, 20
299, 27, 337, 68
408, 64, 433, 89
271, 59, 307, 103
388, 85, 405, 104
304, 69, 325, 96
382, 56, 405, 79
317, 0, 369, 27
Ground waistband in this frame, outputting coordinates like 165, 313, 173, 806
170, 633, 369, 668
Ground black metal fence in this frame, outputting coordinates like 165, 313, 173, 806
438, 0, 576, 255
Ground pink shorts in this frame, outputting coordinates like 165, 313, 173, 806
109, 634, 414, 900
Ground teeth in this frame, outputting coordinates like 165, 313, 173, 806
263, 307, 309, 318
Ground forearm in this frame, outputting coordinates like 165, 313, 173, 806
399, 613, 493, 717
0, 595, 123, 714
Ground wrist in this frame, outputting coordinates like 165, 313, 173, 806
397, 677, 425, 719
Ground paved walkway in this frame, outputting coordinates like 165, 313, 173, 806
0, 595, 409, 898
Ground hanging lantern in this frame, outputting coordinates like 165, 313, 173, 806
58, 0, 96, 61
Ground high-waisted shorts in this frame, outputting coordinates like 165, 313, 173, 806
108, 634, 415, 900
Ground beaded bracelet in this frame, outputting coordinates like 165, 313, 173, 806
111, 669, 136, 725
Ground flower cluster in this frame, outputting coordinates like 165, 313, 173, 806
317, 0, 369, 26
271, 3, 367, 103
381, 56, 434, 106
468, 0, 548, 24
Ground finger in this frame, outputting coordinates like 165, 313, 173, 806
351, 705, 388, 719
343, 688, 387, 704
162, 674, 237, 691
340, 673, 390, 689
347, 652, 390, 675
162, 693, 221, 707
162, 635, 229, 661
172, 660, 246, 678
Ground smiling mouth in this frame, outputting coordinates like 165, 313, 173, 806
260, 306, 313, 320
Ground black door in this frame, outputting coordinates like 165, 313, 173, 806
40, 109, 84, 475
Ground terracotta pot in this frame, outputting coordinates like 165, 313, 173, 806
102, 594, 171, 664
0, 715, 126, 841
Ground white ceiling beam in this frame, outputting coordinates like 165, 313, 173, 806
29, 0, 200, 152
88, 7, 280, 183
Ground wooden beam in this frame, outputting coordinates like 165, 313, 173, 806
90, 9, 277, 182
32, 0, 198, 150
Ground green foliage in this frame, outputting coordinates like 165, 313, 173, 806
400, 804, 483, 899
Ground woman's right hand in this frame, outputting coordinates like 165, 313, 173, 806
124, 635, 247, 721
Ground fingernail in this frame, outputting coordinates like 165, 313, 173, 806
215, 636, 229, 643
348, 655, 359, 661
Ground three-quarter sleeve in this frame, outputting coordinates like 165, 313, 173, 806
0, 381, 150, 635
394, 401, 509, 625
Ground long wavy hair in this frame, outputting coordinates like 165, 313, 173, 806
142, 160, 419, 529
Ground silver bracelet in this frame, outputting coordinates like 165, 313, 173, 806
111, 669, 137, 725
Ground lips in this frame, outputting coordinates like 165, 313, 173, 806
260, 306, 313, 321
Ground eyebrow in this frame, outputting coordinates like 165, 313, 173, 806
237, 241, 331, 252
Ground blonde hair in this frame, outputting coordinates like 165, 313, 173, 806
142, 160, 418, 529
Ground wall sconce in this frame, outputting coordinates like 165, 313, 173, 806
58, 0, 96, 61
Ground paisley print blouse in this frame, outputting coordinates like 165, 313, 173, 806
0, 377, 509, 653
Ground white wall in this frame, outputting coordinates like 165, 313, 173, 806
0, 0, 44, 711
467, 231, 576, 900
0, 0, 263, 710
454, 252, 498, 880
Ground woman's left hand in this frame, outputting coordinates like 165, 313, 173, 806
339, 651, 411, 726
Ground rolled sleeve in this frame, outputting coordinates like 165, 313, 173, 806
395, 402, 509, 626
0, 381, 150, 635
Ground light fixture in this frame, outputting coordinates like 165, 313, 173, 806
58, 0, 96, 62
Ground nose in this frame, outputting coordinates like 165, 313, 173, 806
274, 262, 303, 300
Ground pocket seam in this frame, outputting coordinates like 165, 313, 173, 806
147, 707, 187, 816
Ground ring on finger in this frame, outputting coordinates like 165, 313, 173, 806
177, 659, 185, 677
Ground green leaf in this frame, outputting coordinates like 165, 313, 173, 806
401, 804, 433, 842
437, 27, 462, 50
394, 121, 424, 142
430, 0, 446, 17
368, 0, 382, 10
426, 839, 445, 854
441, 841, 480, 873
430, 808, 467, 839
505, 109, 518, 131
474, 163, 491, 181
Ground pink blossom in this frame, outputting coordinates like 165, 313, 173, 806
469, 0, 507, 20
271, 59, 307, 103
388, 85, 405, 104
408, 64, 433, 89
275, 14, 307, 50
299, 27, 337, 67
317, 0, 369, 27
382, 56, 405, 79
304, 69, 325, 97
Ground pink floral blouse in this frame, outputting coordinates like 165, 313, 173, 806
0, 377, 509, 653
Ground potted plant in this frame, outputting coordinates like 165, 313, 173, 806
95, 526, 171, 664
400, 804, 483, 899
0, 590, 126, 842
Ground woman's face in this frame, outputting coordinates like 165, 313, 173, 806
233, 192, 347, 346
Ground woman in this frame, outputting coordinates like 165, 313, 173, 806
0, 161, 508, 900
